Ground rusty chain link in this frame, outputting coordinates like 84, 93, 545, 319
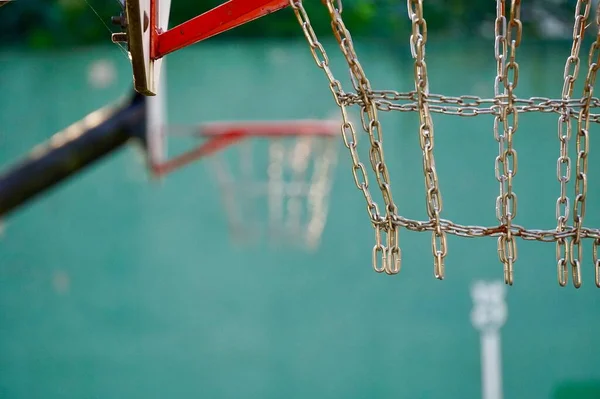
494, 0, 510, 283
290, 0, 400, 275
494, 0, 522, 286
291, 0, 600, 288
342, 92, 600, 119
331, 1, 403, 275
325, 0, 402, 275
408, 0, 446, 279
556, 0, 591, 287
570, 5, 600, 288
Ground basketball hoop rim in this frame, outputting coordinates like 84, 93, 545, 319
149, 119, 339, 177
199, 120, 340, 138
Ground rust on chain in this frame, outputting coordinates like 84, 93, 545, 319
292, 0, 600, 287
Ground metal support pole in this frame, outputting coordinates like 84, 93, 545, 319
0, 93, 147, 217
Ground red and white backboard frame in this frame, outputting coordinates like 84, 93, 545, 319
126, 0, 292, 96
123, 1, 341, 176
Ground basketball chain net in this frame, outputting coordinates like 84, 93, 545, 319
290, 0, 600, 288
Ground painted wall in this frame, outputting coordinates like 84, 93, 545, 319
1, 39, 599, 399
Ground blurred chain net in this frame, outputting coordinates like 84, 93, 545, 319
291, 0, 600, 288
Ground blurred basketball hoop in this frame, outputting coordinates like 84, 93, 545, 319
151, 120, 339, 250
207, 121, 337, 249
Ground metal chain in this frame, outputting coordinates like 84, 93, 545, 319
291, 0, 600, 287
289, 0, 401, 275
325, 0, 402, 275
408, 0, 446, 279
387, 218, 600, 242
556, 0, 591, 287
494, 0, 522, 285
570, 6, 600, 288
493, 0, 509, 284
342, 92, 600, 119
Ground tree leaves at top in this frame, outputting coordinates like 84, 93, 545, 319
0, 0, 583, 49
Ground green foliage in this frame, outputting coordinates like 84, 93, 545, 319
0, 0, 579, 49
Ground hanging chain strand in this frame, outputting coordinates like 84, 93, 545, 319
494, 0, 522, 285
289, 0, 400, 275
571, 5, 600, 288
408, 0, 447, 279
493, 0, 508, 283
556, 0, 590, 287
324, 0, 402, 274
291, 0, 600, 287
325, 0, 401, 274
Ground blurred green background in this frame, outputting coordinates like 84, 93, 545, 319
1, 1, 600, 399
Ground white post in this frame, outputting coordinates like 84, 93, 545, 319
146, 59, 167, 166
470, 280, 507, 399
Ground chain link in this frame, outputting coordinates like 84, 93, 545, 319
292, 0, 600, 287
569, 6, 600, 288
408, 0, 446, 279
386, 218, 600, 242
326, 0, 402, 275
342, 92, 600, 119
494, 0, 522, 285
556, 0, 591, 287
290, 0, 401, 275
494, 0, 509, 283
